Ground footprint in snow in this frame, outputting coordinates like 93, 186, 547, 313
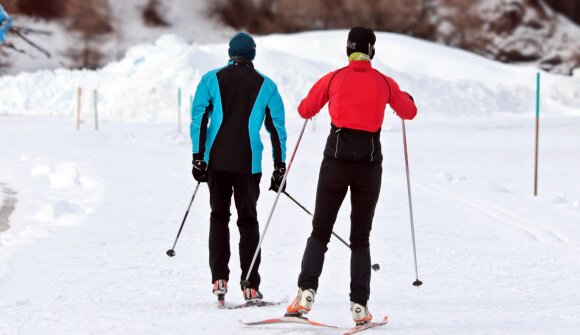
550, 194, 568, 204
488, 182, 512, 194
31, 163, 81, 189
34, 200, 85, 225
435, 172, 466, 183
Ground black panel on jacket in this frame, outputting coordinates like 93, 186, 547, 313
210, 62, 265, 174
323, 124, 382, 163
264, 107, 283, 163
197, 101, 212, 157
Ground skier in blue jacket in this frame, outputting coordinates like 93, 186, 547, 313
0, 5, 13, 44
190, 32, 287, 304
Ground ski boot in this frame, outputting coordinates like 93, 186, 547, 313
285, 288, 316, 317
351, 302, 373, 326
242, 287, 263, 302
213, 279, 228, 304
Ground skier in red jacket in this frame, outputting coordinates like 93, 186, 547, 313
286, 27, 417, 326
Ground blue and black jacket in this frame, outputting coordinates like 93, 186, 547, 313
0, 4, 13, 44
190, 58, 287, 174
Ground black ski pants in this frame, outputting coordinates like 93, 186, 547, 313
208, 169, 262, 290
298, 157, 382, 306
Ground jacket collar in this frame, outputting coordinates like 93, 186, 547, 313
228, 56, 254, 68
348, 60, 372, 69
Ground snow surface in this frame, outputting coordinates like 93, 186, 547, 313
1, 31, 580, 334
0, 31, 579, 124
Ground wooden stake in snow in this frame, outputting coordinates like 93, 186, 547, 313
94, 89, 99, 131
534, 72, 540, 196
76, 87, 82, 130
177, 88, 182, 133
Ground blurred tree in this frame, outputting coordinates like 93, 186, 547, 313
1, 0, 18, 13
17, 0, 66, 19
143, 0, 170, 27
210, 0, 256, 30
544, 0, 580, 24
65, 0, 113, 69
211, 0, 580, 73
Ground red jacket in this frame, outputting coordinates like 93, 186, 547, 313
298, 61, 417, 132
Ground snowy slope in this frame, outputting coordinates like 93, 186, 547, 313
0, 31, 579, 123
0, 31, 580, 335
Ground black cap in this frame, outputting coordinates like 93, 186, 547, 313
228, 32, 256, 60
347, 27, 376, 59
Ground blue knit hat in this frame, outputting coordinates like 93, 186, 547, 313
228, 32, 256, 60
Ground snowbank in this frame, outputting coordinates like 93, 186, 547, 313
0, 31, 578, 123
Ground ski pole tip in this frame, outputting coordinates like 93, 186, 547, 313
372, 263, 380, 271
166, 249, 176, 257
412, 279, 423, 287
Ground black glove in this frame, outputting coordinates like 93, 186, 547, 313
192, 154, 208, 183
269, 162, 287, 193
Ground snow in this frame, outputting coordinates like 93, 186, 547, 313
1, 30, 580, 334
3, 0, 231, 75
1, 31, 579, 123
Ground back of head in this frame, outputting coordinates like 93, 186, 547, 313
346, 27, 376, 59
228, 32, 256, 61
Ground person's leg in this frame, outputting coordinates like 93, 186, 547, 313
208, 170, 233, 283
298, 157, 350, 292
349, 162, 382, 306
232, 172, 262, 290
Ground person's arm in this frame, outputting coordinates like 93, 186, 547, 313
297, 71, 337, 119
190, 74, 213, 159
264, 82, 288, 193
264, 84, 287, 164
387, 77, 417, 120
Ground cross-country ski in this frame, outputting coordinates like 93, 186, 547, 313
343, 316, 389, 335
240, 315, 338, 329
218, 297, 288, 310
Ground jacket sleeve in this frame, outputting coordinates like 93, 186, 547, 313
264, 84, 287, 163
297, 71, 336, 119
190, 74, 213, 157
387, 77, 417, 120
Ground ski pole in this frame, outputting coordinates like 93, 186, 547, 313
166, 182, 201, 257
11, 29, 51, 58
283, 191, 380, 271
402, 120, 422, 287
283, 191, 350, 248
241, 119, 309, 288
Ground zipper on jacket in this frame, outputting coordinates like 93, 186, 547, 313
335, 128, 341, 159
370, 137, 375, 162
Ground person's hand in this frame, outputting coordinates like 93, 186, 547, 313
269, 162, 287, 193
192, 154, 208, 183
